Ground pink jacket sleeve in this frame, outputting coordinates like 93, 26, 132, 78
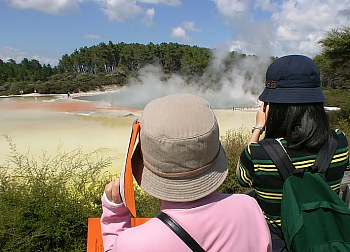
100, 194, 131, 252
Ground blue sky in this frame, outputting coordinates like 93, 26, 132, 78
1, 0, 350, 66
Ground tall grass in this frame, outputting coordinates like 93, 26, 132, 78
134, 182, 160, 218
219, 129, 248, 194
2, 122, 348, 251
324, 87, 350, 140
0, 136, 112, 251
0, 130, 251, 251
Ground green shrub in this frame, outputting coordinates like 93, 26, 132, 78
324, 87, 350, 142
0, 136, 112, 252
219, 129, 249, 194
332, 118, 350, 142
6, 123, 347, 250
134, 182, 160, 218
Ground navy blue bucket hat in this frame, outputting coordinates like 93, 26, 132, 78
259, 55, 326, 103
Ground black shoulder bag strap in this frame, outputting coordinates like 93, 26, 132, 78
260, 132, 338, 180
260, 139, 295, 180
312, 131, 338, 174
157, 212, 206, 252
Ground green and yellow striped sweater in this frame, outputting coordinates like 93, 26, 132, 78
237, 129, 350, 228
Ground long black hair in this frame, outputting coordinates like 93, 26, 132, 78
265, 103, 330, 151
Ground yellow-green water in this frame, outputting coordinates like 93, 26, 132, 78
0, 97, 256, 174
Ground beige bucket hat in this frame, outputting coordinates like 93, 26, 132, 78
131, 93, 228, 202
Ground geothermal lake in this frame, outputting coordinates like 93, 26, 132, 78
0, 94, 257, 174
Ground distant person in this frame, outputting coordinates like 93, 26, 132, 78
67, 92, 70, 98
101, 94, 272, 252
236, 55, 350, 251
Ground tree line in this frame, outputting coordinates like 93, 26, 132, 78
0, 58, 57, 94
314, 27, 350, 89
0, 42, 216, 95
58, 42, 212, 76
0, 27, 349, 96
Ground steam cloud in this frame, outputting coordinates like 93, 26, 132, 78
91, 47, 271, 109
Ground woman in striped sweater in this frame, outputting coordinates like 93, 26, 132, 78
236, 55, 350, 252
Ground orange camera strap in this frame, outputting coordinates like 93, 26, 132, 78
121, 120, 140, 217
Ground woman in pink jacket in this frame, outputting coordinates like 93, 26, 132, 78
101, 94, 272, 252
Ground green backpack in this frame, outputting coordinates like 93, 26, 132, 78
261, 134, 350, 252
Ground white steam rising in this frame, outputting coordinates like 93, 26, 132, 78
93, 48, 271, 109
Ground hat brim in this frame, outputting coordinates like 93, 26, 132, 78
131, 143, 228, 202
259, 87, 325, 103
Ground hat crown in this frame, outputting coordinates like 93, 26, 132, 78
140, 94, 220, 178
266, 55, 320, 88
259, 54, 326, 103
135, 93, 228, 202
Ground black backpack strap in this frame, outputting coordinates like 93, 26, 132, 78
157, 212, 206, 252
261, 132, 339, 180
260, 139, 295, 181
312, 131, 338, 174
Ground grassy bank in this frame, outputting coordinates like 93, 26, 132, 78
0, 129, 249, 251
0, 136, 112, 251
1, 108, 349, 250
324, 87, 350, 138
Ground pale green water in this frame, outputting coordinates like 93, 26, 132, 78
0, 97, 255, 174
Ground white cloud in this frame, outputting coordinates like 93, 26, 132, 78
100, 0, 143, 22
0, 47, 27, 64
170, 20, 200, 42
9, 0, 79, 15
0, 47, 60, 66
138, 0, 181, 6
142, 8, 155, 27
275, 25, 301, 41
270, 0, 350, 56
8, 0, 180, 25
182, 21, 200, 32
98, 0, 180, 23
85, 34, 101, 40
254, 0, 277, 12
214, 0, 350, 57
5, 0, 350, 64
170, 26, 191, 41
212, 0, 247, 19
